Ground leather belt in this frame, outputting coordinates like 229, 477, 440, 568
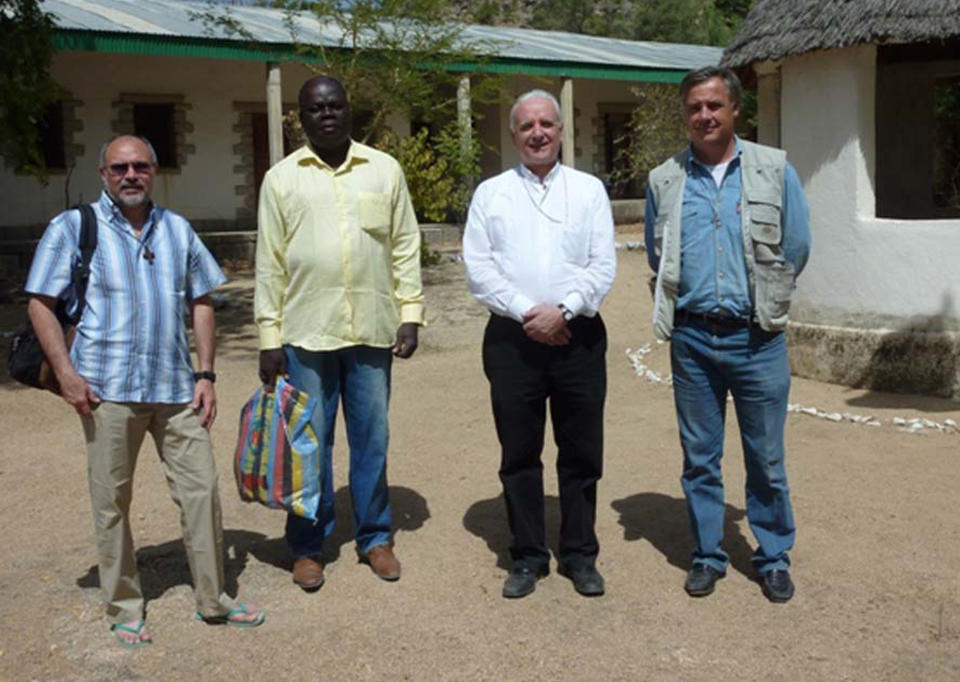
674, 309, 752, 328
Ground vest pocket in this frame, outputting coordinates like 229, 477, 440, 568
748, 200, 783, 263
754, 262, 794, 330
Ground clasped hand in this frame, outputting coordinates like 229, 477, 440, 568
522, 304, 571, 346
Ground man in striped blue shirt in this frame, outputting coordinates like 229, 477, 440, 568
25, 135, 263, 647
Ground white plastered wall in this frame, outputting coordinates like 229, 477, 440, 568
777, 45, 960, 330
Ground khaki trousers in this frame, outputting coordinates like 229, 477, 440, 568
81, 401, 233, 624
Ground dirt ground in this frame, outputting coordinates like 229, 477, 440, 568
0, 243, 958, 682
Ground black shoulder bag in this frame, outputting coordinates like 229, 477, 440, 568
7, 204, 98, 393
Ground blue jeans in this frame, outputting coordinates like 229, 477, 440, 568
283, 345, 392, 557
670, 320, 795, 575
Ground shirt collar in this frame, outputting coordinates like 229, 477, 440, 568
518, 161, 562, 187
298, 139, 369, 172
98, 190, 159, 233
685, 136, 742, 173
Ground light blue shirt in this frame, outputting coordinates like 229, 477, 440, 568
645, 139, 811, 318
25, 191, 227, 403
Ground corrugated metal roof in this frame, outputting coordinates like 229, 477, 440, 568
43, 0, 722, 72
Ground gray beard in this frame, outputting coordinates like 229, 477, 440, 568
107, 187, 149, 208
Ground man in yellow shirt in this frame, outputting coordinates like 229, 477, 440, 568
255, 76, 424, 591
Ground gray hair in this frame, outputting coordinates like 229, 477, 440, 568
679, 66, 743, 109
509, 89, 562, 133
98, 135, 159, 167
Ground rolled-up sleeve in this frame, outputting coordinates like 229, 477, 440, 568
254, 171, 288, 349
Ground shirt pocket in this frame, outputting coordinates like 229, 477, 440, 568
358, 191, 392, 240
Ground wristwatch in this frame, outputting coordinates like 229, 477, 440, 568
194, 371, 217, 383
558, 303, 575, 322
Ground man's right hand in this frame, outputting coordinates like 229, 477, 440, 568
58, 369, 100, 417
258, 348, 287, 391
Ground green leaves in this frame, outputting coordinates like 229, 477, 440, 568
0, 0, 61, 182
377, 127, 455, 223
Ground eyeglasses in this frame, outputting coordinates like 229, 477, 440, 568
104, 162, 154, 177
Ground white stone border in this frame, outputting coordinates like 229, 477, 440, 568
625, 345, 958, 435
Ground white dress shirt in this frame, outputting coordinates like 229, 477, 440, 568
463, 163, 617, 322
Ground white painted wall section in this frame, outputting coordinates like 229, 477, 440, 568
780, 45, 960, 330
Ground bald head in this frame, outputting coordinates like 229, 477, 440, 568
299, 76, 347, 109
98, 135, 156, 210
299, 75, 352, 153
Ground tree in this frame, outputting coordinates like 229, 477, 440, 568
191, 0, 497, 225
609, 84, 689, 193
527, 0, 753, 47
0, 0, 61, 181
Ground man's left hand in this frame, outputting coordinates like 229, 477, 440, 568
522, 304, 571, 346
393, 322, 419, 359
191, 378, 217, 430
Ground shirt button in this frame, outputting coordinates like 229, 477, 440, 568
718, 246, 723, 252
718, 272, 725, 279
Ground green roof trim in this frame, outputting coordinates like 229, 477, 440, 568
52, 30, 687, 83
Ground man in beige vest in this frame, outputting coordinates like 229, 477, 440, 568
644, 67, 811, 603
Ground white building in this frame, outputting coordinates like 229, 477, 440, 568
722, 0, 960, 400
0, 0, 720, 244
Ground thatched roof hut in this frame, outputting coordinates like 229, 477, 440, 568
722, 0, 960, 67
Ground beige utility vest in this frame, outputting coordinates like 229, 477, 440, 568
648, 140, 797, 341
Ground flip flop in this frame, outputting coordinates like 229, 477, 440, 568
194, 602, 265, 628
111, 620, 152, 648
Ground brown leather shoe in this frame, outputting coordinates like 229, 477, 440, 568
292, 555, 325, 591
361, 544, 401, 581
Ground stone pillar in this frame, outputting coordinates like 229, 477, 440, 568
266, 62, 283, 167
457, 75, 474, 191
561, 77, 575, 168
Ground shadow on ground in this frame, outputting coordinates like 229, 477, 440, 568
610, 492, 755, 579
462, 494, 561, 570
844, 388, 960, 413
76, 485, 430, 596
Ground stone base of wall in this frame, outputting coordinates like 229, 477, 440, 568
611, 199, 645, 225
787, 322, 960, 400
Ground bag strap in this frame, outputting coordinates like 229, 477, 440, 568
69, 204, 98, 325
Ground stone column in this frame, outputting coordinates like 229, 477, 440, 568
561, 77, 575, 168
266, 62, 283, 167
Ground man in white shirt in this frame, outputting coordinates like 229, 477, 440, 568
463, 90, 617, 599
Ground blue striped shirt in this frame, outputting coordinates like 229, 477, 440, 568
25, 191, 227, 403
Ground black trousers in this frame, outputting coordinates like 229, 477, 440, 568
482, 313, 607, 570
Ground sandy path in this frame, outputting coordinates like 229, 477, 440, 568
0, 245, 957, 681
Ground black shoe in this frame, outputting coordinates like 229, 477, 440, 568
502, 563, 547, 599
684, 564, 724, 597
760, 569, 795, 603
558, 564, 605, 597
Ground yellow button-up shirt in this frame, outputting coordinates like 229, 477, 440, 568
255, 142, 424, 351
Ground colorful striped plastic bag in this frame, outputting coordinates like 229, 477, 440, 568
234, 377, 321, 521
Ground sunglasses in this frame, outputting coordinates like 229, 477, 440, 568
104, 161, 154, 177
